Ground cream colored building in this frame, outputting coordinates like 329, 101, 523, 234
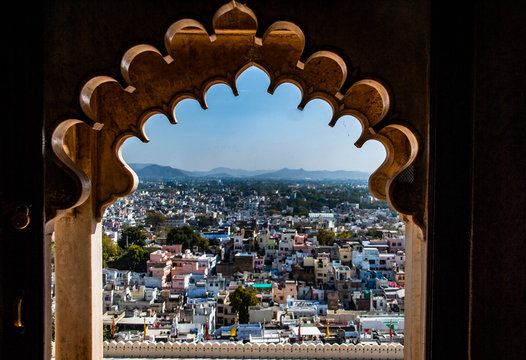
315, 254, 331, 285
248, 305, 274, 324
216, 290, 236, 327
339, 245, 352, 266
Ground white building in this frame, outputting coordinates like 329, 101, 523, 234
353, 247, 380, 270
279, 229, 296, 252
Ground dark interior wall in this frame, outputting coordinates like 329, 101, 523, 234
470, 1, 526, 358
427, 1, 473, 357
1, 1, 46, 359
429, 1, 526, 358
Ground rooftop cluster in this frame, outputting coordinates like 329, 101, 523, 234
67, 179, 405, 345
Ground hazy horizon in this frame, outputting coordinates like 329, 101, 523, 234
128, 162, 373, 174
121, 66, 386, 173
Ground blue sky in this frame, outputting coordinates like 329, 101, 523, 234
121, 66, 385, 173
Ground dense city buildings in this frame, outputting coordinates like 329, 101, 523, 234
92, 178, 405, 345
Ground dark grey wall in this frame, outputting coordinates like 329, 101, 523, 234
429, 1, 526, 358
1, 1, 45, 358
470, 1, 526, 358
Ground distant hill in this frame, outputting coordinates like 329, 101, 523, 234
131, 164, 189, 179
128, 163, 156, 171
128, 163, 370, 181
254, 168, 370, 181
195, 167, 272, 177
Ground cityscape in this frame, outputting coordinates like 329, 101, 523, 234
52, 170, 407, 347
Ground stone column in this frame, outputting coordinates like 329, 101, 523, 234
404, 219, 427, 359
54, 199, 102, 360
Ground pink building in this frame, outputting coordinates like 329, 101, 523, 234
392, 251, 405, 270
379, 253, 396, 270
148, 249, 171, 263
294, 234, 308, 244
255, 257, 264, 270
146, 250, 173, 288
273, 280, 298, 304
171, 250, 209, 276
171, 273, 190, 293
387, 237, 405, 252
293, 243, 310, 253
379, 252, 406, 270
162, 244, 183, 255
293, 234, 312, 253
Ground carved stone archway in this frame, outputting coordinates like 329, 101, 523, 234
47, 1, 426, 359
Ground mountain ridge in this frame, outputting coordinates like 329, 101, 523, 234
129, 163, 370, 180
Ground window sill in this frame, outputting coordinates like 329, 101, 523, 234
101, 341, 404, 359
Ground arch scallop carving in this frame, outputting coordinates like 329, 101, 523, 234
47, 0, 424, 228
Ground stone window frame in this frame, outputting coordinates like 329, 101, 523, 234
46, 1, 426, 359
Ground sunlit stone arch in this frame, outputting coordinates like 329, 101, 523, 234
48, 0, 422, 225
47, 1, 426, 359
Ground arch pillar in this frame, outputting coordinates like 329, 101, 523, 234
54, 207, 102, 360
404, 219, 426, 359
53, 126, 103, 359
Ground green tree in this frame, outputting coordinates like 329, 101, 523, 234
102, 233, 121, 267
376, 214, 388, 222
366, 228, 378, 238
196, 215, 218, 229
145, 212, 166, 229
166, 225, 209, 251
315, 229, 336, 246
51, 311, 55, 341
292, 222, 312, 232
103, 325, 116, 341
51, 243, 55, 266
118, 225, 147, 249
337, 230, 352, 239
296, 206, 309, 217
112, 245, 151, 272
229, 286, 260, 323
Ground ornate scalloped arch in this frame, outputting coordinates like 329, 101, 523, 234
48, 0, 422, 227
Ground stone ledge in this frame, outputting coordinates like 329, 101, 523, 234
103, 340, 404, 359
